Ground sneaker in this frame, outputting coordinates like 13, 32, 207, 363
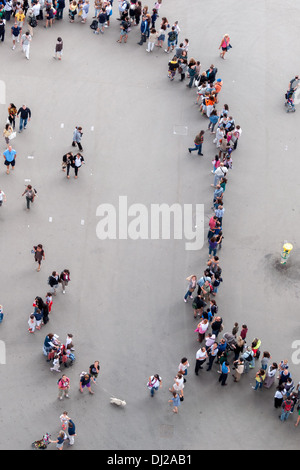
12, 45, 15, 50
183, 299, 187, 303
94, 30, 99, 34
62, 290, 65, 294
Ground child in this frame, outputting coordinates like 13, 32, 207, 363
60, 411, 70, 431
54, 37, 63, 60
45, 292, 53, 313
212, 155, 220, 173
168, 56, 179, 81
50, 354, 61, 372
34, 308, 43, 330
146, 27, 157, 52
169, 391, 180, 413
28, 314, 36, 333
65, 333, 74, 350
151, 8, 157, 28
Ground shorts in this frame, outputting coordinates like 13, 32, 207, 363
158, 34, 165, 41
168, 40, 175, 47
222, 46, 227, 51
4, 159, 15, 166
82, 382, 91, 388
120, 29, 127, 36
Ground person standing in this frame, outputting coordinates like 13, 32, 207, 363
20, 31, 31, 60
89, 361, 100, 382
79, 372, 95, 395
279, 397, 293, 422
56, 0, 65, 20
252, 369, 266, 391
195, 346, 208, 375
67, 419, 76, 446
53, 37, 63, 60
22, 184, 36, 211
60, 269, 70, 294
206, 342, 219, 371
58, 375, 70, 400
72, 127, 83, 151
33, 244, 45, 271
49, 431, 67, 450
147, 374, 162, 397
0, 189, 7, 207
188, 130, 204, 156
232, 359, 244, 382
183, 275, 197, 302
17, 104, 31, 132
219, 361, 230, 386
264, 362, 278, 389
3, 145, 17, 174
0, 19, 5, 42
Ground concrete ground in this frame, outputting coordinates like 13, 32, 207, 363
0, 0, 300, 451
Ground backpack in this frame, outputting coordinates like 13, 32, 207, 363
284, 400, 292, 412
30, 16, 37, 28
90, 19, 98, 30
169, 31, 176, 42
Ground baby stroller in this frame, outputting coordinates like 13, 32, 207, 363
285, 90, 296, 112
31, 433, 51, 450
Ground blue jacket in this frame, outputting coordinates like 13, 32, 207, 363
140, 19, 148, 34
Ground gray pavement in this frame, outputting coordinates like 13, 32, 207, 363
0, 0, 300, 451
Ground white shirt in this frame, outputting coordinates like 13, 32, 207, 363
196, 349, 207, 360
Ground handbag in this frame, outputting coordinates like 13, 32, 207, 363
8, 131, 16, 140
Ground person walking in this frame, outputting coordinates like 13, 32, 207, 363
73, 153, 85, 179
168, 391, 181, 414
62, 152, 74, 178
22, 184, 36, 211
53, 37, 63, 60
33, 244, 45, 271
48, 271, 60, 295
17, 104, 31, 132
8, 103, 17, 129
57, 375, 70, 400
60, 269, 71, 294
0, 189, 7, 208
72, 126, 83, 151
188, 130, 204, 156
20, 31, 31, 59
147, 374, 162, 397
3, 123, 13, 147
3, 145, 17, 174
219, 34, 231, 59
11, 21, 21, 50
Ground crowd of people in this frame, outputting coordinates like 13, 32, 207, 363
0, 0, 298, 449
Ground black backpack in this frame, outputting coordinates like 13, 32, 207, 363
30, 16, 37, 28
90, 19, 98, 30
